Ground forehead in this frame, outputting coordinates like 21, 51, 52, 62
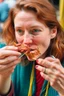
14, 11, 37, 22
14, 10, 46, 28
15, 10, 36, 18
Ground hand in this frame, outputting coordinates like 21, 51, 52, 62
0, 45, 21, 77
35, 57, 64, 95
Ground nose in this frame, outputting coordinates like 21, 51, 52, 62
23, 31, 33, 45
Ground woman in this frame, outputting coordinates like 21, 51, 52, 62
0, 0, 64, 96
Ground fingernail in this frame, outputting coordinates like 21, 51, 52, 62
36, 59, 39, 63
36, 59, 40, 63
35, 65, 38, 69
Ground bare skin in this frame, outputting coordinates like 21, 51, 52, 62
35, 57, 64, 95
0, 46, 21, 94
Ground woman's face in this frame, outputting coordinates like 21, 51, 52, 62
14, 11, 56, 58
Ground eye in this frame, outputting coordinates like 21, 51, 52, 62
17, 29, 23, 33
33, 29, 41, 32
30, 29, 41, 35
16, 29, 24, 35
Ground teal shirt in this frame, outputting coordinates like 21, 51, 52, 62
11, 63, 59, 96
0, 43, 62, 96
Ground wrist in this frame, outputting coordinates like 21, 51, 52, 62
0, 75, 11, 94
0, 82, 12, 96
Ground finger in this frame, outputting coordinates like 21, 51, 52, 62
0, 66, 16, 76
0, 56, 19, 64
44, 57, 61, 66
50, 78, 64, 93
36, 56, 55, 64
0, 50, 21, 58
35, 65, 60, 81
40, 71, 50, 82
35, 65, 45, 73
40, 71, 59, 88
35, 65, 60, 87
36, 58, 55, 68
0, 65, 15, 73
7, 59, 21, 68
51, 66, 64, 79
35, 65, 54, 76
48, 70, 64, 87
0, 59, 20, 71
58, 77, 64, 87
36, 58, 64, 79
36, 58, 61, 70
38, 66, 64, 92
2, 46, 18, 51
57, 80, 64, 90
44, 56, 55, 62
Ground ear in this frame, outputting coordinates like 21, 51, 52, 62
50, 27, 57, 39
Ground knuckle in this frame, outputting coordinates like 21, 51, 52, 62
12, 61, 15, 65
51, 64, 55, 69
50, 82, 54, 87
5, 46, 9, 50
40, 59, 43, 64
55, 71, 60, 77
2, 58, 11, 64
12, 60, 19, 65
43, 59, 47, 65
48, 69, 52, 74
50, 79, 56, 87
0, 60, 4, 64
55, 58, 60, 63
5, 58, 10, 63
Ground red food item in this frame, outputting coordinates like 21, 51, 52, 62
25, 49, 41, 60
18, 44, 30, 53
13, 42, 41, 60
13, 42, 30, 53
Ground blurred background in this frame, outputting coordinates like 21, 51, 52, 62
0, 0, 64, 42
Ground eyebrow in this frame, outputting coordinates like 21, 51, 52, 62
15, 25, 43, 29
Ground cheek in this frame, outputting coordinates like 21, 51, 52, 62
15, 32, 23, 43
40, 38, 51, 55
33, 36, 51, 54
43, 39, 50, 48
33, 36, 50, 44
41, 36, 51, 48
